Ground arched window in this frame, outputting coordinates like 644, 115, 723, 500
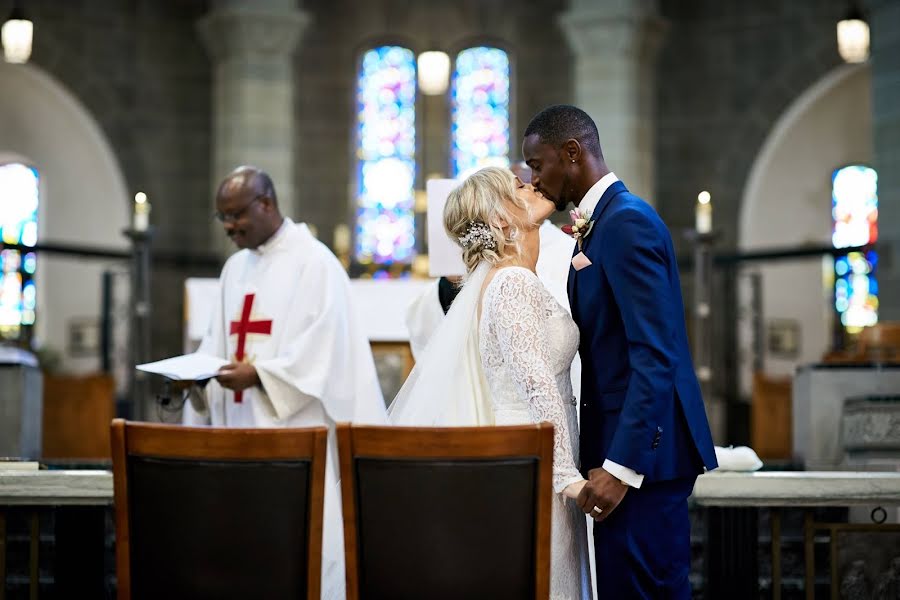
0, 162, 38, 340
354, 45, 417, 269
451, 46, 510, 178
831, 164, 878, 333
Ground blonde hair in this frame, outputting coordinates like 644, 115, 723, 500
443, 166, 525, 273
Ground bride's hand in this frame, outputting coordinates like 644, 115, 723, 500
563, 480, 587, 500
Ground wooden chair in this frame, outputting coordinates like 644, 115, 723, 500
337, 423, 553, 600
110, 419, 327, 600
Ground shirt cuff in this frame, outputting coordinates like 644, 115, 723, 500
603, 459, 644, 489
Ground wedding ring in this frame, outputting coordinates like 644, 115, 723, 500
591, 506, 602, 515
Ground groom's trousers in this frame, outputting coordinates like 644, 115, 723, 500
592, 476, 696, 599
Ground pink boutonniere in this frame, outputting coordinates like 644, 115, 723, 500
560, 208, 594, 250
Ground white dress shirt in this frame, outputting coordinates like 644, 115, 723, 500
576, 172, 619, 216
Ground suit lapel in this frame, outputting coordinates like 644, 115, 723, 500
583, 181, 627, 250
567, 181, 629, 311
566, 241, 578, 299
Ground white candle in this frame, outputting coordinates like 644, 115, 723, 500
333, 224, 351, 256
133, 192, 151, 232
695, 191, 712, 234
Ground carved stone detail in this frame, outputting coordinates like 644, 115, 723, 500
197, 7, 308, 62
841, 560, 871, 600
874, 556, 900, 599
842, 397, 900, 452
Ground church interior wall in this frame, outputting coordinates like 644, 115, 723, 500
13, 0, 214, 363
0, 61, 130, 374
737, 64, 872, 396
655, 0, 849, 254
3, 0, 893, 378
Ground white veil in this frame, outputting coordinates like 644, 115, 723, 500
388, 261, 494, 426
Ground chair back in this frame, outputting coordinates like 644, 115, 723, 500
337, 423, 553, 600
111, 419, 327, 600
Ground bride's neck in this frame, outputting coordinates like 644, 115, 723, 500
500, 227, 539, 272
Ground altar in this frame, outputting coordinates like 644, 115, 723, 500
792, 363, 900, 469
695, 471, 900, 599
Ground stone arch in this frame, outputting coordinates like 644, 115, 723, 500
712, 37, 844, 248
0, 61, 131, 373
735, 62, 871, 392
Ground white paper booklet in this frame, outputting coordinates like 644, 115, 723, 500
136, 353, 228, 381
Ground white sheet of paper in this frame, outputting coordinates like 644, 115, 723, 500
136, 353, 228, 381
426, 178, 466, 277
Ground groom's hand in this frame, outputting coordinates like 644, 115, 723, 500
577, 467, 629, 522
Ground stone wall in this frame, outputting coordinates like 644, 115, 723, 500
22, 0, 214, 360
655, 0, 848, 253
870, 0, 900, 321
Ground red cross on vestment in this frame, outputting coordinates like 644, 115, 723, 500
228, 293, 272, 403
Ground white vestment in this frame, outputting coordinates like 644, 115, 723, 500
183, 218, 387, 599
404, 221, 581, 399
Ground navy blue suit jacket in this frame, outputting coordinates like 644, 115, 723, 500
568, 181, 717, 482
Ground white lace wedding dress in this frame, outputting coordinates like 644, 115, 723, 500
479, 267, 592, 600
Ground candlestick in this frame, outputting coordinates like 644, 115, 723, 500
133, 192, 150, 232
333, 224, 350, 256
695, 191, 712, 234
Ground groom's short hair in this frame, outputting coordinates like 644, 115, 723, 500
524, 105, 603, 158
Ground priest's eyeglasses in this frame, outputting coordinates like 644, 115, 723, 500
213, 196, 263, 223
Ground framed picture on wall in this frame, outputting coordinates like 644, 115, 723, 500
68, 317, 100, 358
767, 319, 801, 359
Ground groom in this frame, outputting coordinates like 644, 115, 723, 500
523, 105, 717, 597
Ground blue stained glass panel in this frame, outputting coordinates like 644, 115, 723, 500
355, 46, 417, 265
0, 163, 38, 337
451, 47, 511, 178
831, 165, 878, 332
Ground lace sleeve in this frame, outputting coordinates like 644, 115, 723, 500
485, 268, 584, 493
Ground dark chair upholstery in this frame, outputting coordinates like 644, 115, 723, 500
111, 419, 327, 600
338, 424, 553, 600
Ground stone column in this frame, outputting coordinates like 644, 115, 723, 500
870, 0, 900, 320
198, 0, 308, 255
558, 0, 666, 203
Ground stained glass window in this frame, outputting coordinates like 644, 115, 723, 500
451, 47, 510, 178
355, 46, 417, 266
0, 162, 39, 339
832, 165, 878, 332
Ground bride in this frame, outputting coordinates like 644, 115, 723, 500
389, 166, 592, 600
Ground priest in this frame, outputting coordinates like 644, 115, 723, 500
183, 165, 386, 599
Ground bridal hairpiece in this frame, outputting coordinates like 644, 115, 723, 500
458, 221, 496, 250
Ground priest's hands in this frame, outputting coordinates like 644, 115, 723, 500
216, 362, 261, 391
576, 467, 629, 522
